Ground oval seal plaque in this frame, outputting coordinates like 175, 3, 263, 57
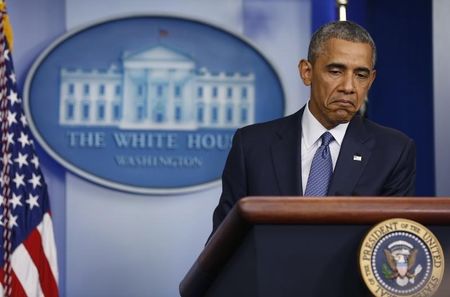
359, 218, 444, 297
24, 15, 285, 194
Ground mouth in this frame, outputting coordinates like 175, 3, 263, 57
330, 99, 355, 108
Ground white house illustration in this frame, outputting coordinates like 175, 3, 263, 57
59, 45, 255, 130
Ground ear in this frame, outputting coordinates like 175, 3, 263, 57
299, 59, 312, 86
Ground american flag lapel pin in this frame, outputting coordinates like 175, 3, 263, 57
353, 154, 362, 162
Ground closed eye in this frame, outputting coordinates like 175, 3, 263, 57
328, 69, 342, 76
326, 63, 345, 76
355, 67, 371, 80
356, 72, 370, 79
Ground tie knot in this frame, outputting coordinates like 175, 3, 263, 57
321, 132, 334, 147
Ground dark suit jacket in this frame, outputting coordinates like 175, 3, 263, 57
211, 107, 416, 233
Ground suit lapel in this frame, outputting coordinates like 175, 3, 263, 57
328, 115, 373, 196
270, 109, 303, 196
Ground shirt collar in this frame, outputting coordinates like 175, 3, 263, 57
302, 101, 349, 149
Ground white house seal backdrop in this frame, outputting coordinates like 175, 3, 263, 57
24, 15, 285, 194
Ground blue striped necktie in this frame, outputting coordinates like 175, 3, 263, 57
305, 132, 334, 196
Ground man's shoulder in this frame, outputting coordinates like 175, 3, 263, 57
238, 110, 300, 140
356, 116, 413, 145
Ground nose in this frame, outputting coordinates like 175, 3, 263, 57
340, 72, 356, 94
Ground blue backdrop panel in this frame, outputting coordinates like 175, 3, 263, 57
311, 0, 336, 32
362, 0, 434, 196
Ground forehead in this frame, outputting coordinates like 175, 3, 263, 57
317, 38, 374, 69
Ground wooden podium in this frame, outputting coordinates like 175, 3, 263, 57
180, 197, 450, 297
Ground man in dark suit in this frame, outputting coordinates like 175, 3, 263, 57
211, 21, 416, 235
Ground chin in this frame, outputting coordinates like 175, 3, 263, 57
329, 118, 349, 125
333, 110, 354, 121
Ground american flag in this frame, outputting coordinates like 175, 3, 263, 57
0, 5, 59, 297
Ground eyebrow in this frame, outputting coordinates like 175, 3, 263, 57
326, 63, 371, 73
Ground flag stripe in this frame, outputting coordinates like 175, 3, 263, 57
37, 213, 59, 284
11, 244, 45, 297
0, 268, 3, 296
24, 226, 58, 297
1, 267, 29, 297
11, 269, 28, 297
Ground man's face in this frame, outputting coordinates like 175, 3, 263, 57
299, 38, 376, 129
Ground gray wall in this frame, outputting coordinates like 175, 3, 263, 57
433, 0, 450, 196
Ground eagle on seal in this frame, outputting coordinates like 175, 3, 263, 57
384, 248, 418, 280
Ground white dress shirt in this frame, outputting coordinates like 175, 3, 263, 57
301, 102, 349, 194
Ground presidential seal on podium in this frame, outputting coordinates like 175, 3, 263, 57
359, 218, 444, 297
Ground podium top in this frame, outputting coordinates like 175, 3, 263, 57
236, 196, 450, 224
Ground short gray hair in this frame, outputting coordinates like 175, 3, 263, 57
308, 21, 376, 68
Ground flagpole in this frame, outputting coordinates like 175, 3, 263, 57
336, 0, 348, 21
0, 1, 13, 295
1, 1, 14, 296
